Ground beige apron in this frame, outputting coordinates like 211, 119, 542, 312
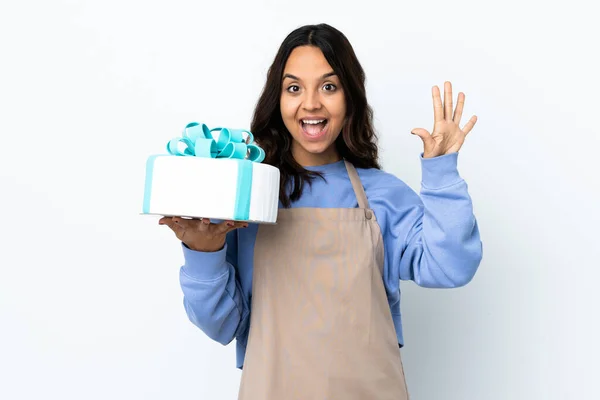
238, 160, 409, 400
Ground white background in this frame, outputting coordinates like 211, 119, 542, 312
1, 1, 598, 399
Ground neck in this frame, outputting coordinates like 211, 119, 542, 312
292, 145, 341, 167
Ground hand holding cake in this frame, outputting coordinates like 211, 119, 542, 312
158, 216, 247, 252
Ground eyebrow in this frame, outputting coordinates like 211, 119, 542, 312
282, 71, 337, 81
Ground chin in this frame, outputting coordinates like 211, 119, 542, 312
295, 138, 334, 154
291, 139, 340, 165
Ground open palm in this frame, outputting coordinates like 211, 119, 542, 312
411, 81, 478, 158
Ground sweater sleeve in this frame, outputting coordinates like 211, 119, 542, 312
394, 152, 483, 288
178, 230, 250, 345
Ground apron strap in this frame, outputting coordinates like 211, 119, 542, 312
343, 160, 370, 209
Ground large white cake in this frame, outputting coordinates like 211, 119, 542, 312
141, 123, 280, 224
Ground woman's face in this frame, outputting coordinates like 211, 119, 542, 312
280, 45, 346, 166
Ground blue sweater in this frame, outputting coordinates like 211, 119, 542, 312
179, 152, 483, 369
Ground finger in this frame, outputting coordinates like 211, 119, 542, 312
453, 92, 465, 126
158, 216, 172, 225
432, 86, 444, 123
233, 221, 250, 230
162, 219, 185, 237
173, 216, 209, 233
208, 220, 230, 235
200, 218, 212, 230
410, 128, 430, 141
227, 221, 250, 234
217, 220, 250, 235
462, 115, 478, 136
410, 128, 435, 154
444, 81, 453, 122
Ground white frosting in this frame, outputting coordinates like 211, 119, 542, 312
143, 156, 280, 223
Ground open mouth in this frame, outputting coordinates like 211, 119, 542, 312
300, 119, 329, 138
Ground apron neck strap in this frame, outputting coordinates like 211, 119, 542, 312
343, 160, 370, 209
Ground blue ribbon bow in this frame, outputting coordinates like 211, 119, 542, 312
166, 122, 265, 163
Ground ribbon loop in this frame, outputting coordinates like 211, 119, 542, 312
247, 144, 265, 163
220, 142, 248, 159
166, 137, 195, 156
166, 122, 265, 163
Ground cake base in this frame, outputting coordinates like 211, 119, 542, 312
139, 212, 278, 225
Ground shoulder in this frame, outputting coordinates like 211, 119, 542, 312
354, 167, 423, 243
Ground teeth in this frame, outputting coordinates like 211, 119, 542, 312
302, 119, 325, 124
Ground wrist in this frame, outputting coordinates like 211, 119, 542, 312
184, 239, 225, 253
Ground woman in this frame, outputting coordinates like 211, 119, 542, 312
159, 23, 482, 399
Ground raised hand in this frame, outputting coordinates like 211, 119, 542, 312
159, 216, 247, 252
411, 81, 478, 158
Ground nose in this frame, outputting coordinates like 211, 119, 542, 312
302, 89, 322, 110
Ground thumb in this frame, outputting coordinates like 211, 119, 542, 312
162, 218, 186, 238
410, 128, 430, 141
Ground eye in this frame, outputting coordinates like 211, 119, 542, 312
323, 83, 337, 91
287, 85, 300, 93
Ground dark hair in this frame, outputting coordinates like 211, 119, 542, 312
250, 23, 381, 208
